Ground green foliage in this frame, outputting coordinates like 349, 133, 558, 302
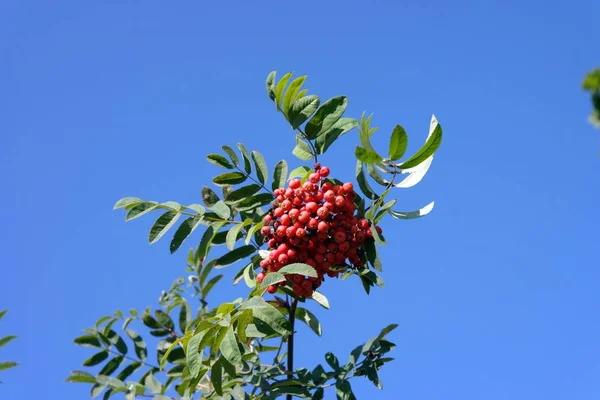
583, 68, 600, 128
72, 70, 443, 399
0, 310, 17, 382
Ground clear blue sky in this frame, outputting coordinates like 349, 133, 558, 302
1, 1, 599, 399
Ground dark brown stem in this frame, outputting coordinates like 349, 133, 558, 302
286, 299, 298, 400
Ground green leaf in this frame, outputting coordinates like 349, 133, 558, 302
245, 220, 265, 245
251, 150, 268, 185
224, 184, 261, 204
0, 361, 17, 372
365, 239, 382, 272
295, 307, 322, 336
210, 201, 231, 219
207, 154, 234, 169
170, 216, 203, 254
397, 116, 442, 169
356, 161, 379, 200
125, 330, 147, 361
236, 193, 274, 212
179, 301, 191, 333
335, 380, 356, 400
377, 323, 399, 339
202, 187, 220, 208
0, 309, 6, 321
195, 222, 223, 262
305, 96, 347, 139
215, 245, 255, 268
388, 125, 408, 160
288, 166, 311, 179
236, 143, 252, 174
355, 146, 383, 164
325, 352, 340, 370
116, 362, 141, 381
315, 117, 359, 154
152, 396, 171, 400
104, 329, 128, 354
278, 263, 317, 277
155, 310, 174, 331
266, 71, 277, 100
0, 335, 17, 349
310, 291, 330, 309
147, 211, 180, 244
220, 326, 242, 367
296, 89, 308, 99
159, 337, 183, 370
66, 370, 96, 384
283, 75, 307, 115
145, 372, 162, 394
390, 201, 434, 220
241, 296, 291, 336
187, 332, 204, 378
142, 312, 161, 329
125, 202, 158, 221
226, 220, 250, 250
202, 274, 224, 299
243, 263, 256, 288
221, 145, 240, 167
272, 160, 289, 191
290, 95, 320, 129
274, 72, 292, 108
83, 350, 109, 366
96, 375, 125, 389
292, 135, 314, 161
313, 388, 325, 400
113, 197, 142, 210
213, 172, 247, 186
99, 355, 124, 376
73, 335, 101, 348
211, 358, 223, 395
260, 272, 285, 289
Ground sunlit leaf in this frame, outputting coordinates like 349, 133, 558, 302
388, 125, 408, 160
305, 96, 347, 139
272, 160, 289, 191
206, 154, 234, 169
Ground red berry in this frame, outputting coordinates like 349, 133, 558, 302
334, 231, 347, 243
318, 166, 330, 177
256, 272, 265, 283
343, 182, 354, 193
289, 179, 301, 189
286, 226, 296, 237
276, 226, 286, 236
280, 214, 291, 226
322, 182, 333, 191
298, 211, 310, 223
309, 173, 320, 183
296, 228, 306, 238
260, 226, 271, 237
274, 208, 284, 218
285, 188, 294, 198
278, 253, 289, 264
306, 202, 318, 214
359, 219, 370, 230
324, 190, 335, 202
308, 218, 319, 230
376, 226, 383, 234
288, 209, 299, 221
278, 243, 289, 253
282, 200, 293, 211
267, 285, 278, 294
287, 248, 297, 259
317, 207, 330, 219
302, 280, 313, 290
335, 196, 345, 207
277, 195, 285, 203
317, 221, 329, 232
292, 197, 303, 207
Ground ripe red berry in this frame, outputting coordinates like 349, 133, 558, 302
288, 208, 299, 221
292, 197, 303, 207
334, 231, 347, 243
289, 179, 301, 189
260, 226, 271, 237
298, 211, 310, 223
302, 280, 313, 290
285, 188, 294, 198
282, 200, 293, 211
277, 195, 285, 203
286, 226, 296, 237
256, 272, 265, 283
343, 182, 354, 193
296, 228, 306, 238
308, 218, 319, 230
280, 214, 291, 226
334, 195, 345, 207
318, 166, 330, 177
267, 285, 278, 294
306, 202, 318, 214
276, 226, 286, 237
316, 207, 330, 219
317, 221, 329, 232
309, 173, 320, 183
274, 207, 284, 218
278, 253, 289, 264
359, 219, 370, 230
376, 226, 383, 234
264, 214, 273, 223
324, 190, 335, 202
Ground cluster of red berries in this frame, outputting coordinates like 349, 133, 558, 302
256, 164, 382, 297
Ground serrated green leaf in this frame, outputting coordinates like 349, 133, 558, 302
356, 161, 379, 200
236, 143, 252, 174
251, 150, 268, 185
207, 154, 234, 169
155, 310, 174, 331
125, 202, 158, 221
73, 335, 101, 348
260, 272, 285, 289
220, 326, 242, 367
279, 263, 317, 277
224, 184, 261, 204
186, 332, 204, 378
274, 72, 292, 108
236, 193, 274, 212
83, 350, 109, 366
201, 187, 220, 208
215, 245, 255, 268
113, 197, 142, 210
195, 222, 223, 262
292, 135, 314, 161
211, 358, 223, 395
272, 160, 288, 191
266, 71, 277, 100
295, 307, 321, 336
240, 296, 291, 336
170, 216, 203, 254
311, 291, 330, 309
388, 125, 408, 160
99, 355, 124, 376
125, 330, 147, 362
355, 146, 383, 164
221, 145, 240, 166
283, 75, 306, 115
305, 96, 347, 139
290, 95, 320, 129
397, 117, 442, 169
66, 370, 96, 384
213, 172, 247, 186
148, 211, 181, 244
209, 201, 230, 220
315, 117, 358, 154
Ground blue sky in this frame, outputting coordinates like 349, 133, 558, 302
1, 1, 599, 399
